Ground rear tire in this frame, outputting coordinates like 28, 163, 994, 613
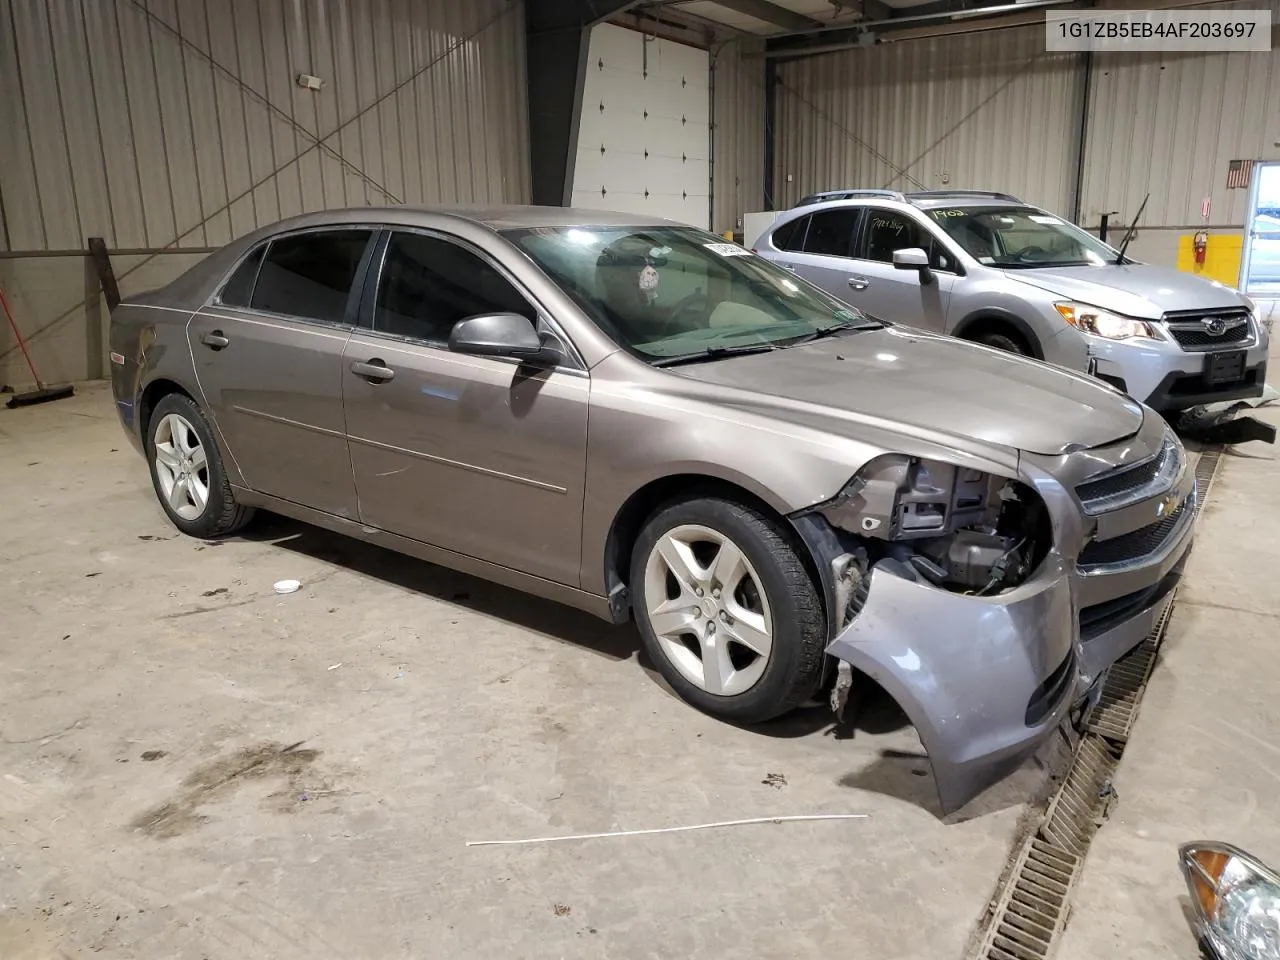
630, 497, 827, 724
146, 393, 253, 539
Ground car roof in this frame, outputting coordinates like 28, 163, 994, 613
907, 195, 1027, 211
793, 189, 1025, 211
242, 204, 681, 236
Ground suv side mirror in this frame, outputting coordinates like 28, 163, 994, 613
892, 247, 934, 284
448, 313, 561, 365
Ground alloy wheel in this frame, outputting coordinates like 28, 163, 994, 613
152, 412, 210, 521
643, 523, 774, 696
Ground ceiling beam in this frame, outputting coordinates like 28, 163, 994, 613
709, 0, 824, 31
526, 0, 643, 34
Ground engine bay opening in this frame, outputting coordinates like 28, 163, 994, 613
816, 457, 1053, 596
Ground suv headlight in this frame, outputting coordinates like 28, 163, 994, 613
1054, 302, 1155, 340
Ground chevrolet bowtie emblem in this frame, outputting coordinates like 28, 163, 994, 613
1157, 494, 1175, 517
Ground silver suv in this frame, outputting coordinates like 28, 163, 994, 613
756, 189, 1268, 412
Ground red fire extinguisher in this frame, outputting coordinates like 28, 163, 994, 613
1193, 230, 1209, 265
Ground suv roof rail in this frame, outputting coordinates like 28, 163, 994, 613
905, 189, 1021, 203
795, 188, 906, 206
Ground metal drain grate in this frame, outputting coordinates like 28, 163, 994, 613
972, 444, 1227, 960
1085, 630, 1162, 742
982, 837, 1082, 960
1192, 445, 1223, 514
1040, 736, 1120, 854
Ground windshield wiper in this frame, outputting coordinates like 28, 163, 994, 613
652, 343, 777, 368
1114, 193, 1149, 264
792, 317, 885, 343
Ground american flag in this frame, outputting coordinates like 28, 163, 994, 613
1227, 159, 1255, 190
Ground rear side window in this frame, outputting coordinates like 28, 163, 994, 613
251, 229, 373, 324
770, 216, 809, 251
803, 209, 860, 257
218, 244, 265, 307
373, 231, 536, 345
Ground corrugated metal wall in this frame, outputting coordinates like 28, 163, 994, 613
774, 26, 1084, 213
0, 0, 528, 252
711, 37, 765, 234
0, 0, 529, 388
1079, 0, 1280, 264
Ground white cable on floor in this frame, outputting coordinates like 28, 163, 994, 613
466, 813, 869, 847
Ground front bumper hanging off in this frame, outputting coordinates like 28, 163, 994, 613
826, 529, 1193, 813
826, 556, 1076, 814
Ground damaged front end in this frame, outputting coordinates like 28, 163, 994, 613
793, 454, 1078, 814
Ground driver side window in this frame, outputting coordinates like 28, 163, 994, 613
373, 232, 536, 345
855, 211, 953, 272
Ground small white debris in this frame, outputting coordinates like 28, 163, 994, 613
328, 662, 343, 671
465, 813, 869, 847
274, 579, 301, 594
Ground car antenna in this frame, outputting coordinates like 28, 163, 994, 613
1114, 193, 1149, 264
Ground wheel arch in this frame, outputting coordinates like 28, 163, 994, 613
601, 473, 826, 626
137, 376, 245, 488
951, 309, 1044, 360
138, 377, 196, 438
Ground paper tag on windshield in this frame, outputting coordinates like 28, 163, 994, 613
1029, 215, 1062, 225
704, 242, 750, 257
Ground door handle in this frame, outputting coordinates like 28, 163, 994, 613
782, 263, 797, 272
350, 359, 395, 383
848, 277, 870, 291
200, 330, 230, 350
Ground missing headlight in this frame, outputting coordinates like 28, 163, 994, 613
815, 456, 1052, 595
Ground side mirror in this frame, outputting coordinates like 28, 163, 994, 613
448, 313, 560, 364
892, 247, 934, 284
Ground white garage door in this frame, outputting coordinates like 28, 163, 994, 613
571, 23, 710, 229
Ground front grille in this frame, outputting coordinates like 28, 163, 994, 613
1163, 308, 1253, 351
1075, 431, 1182, 515
1078, 496, 1190, 569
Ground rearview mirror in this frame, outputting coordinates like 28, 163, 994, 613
892, 247, 934, 285
448, 313, 560, 364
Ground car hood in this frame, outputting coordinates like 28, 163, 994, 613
1003, 263, 1248, 319
670, 327, 1144, 457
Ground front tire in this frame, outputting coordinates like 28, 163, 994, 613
973, 330, 1031, 355
146, 393, 253, 538
630, 497, 827, 724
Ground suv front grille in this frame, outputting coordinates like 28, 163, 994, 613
1075, 431, 1182, 515
1163, 308, 1253, 351
1078, 495, 1191, 569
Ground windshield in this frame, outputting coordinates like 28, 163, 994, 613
927, 205, 1121, 268
502, 225, 875, 362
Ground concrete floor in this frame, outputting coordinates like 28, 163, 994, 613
0, 383, 1049, 960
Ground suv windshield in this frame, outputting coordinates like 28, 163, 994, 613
927, 205, 1119, 268
503, 225, 876, 362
